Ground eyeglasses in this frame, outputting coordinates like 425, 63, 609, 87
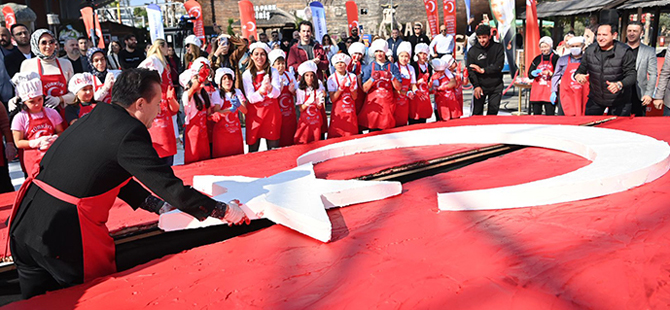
39, 39, 56, 46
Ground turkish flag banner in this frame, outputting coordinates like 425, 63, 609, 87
80, 7, 105, 48
3, 6, 16, 29
345, 1, 359, 36
423, 0, 440, 38
525, 0, 540, 78
238, 0, 258, 41
184, 0, 205, 41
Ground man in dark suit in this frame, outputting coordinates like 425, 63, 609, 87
626, 21, 657, 116
9, 68, 249, 299
4, 24, 34, 78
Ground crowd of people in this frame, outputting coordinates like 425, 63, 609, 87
0, 16, 668, 192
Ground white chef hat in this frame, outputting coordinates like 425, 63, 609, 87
441, 54, 455, 68
68, 72, 95, 95
179, 70, 194, 88
249, 42, 271, 55
268, 49, 286, 66
348, 42, 366, 56
12, 72, 42, 102
414, 43, 430, 56
331, 53, 352, 66
539, 36, 553, 48
431, 58, 447, 71
370, 39, 388, 54
567, 36, 586, 45
191, 57, 211, 72
396, 41, 412, 57
215, 67, 235, 85
184, 35, 201, 48
298, 60, 318, 76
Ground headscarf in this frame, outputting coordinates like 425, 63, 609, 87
30, 29, 58, 60
87, 47, 107, 82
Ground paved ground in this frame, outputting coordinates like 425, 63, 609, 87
8, 73, 526, 190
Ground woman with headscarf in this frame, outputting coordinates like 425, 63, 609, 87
138, 39, 180, 166
86, 47, 115, 104
18, 29, 74, 119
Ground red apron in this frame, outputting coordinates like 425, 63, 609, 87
278, 72, 297, 147
8, 172, 131, 283
38, 58, 68, 129
560, 57, 590, 116
328, 73, 358, 138
246, 72, 281, 145
184, 105, 210, 165
358, 63, 395, 130
212, 94, 244, 158
410, 64, 433, 120
20, 111, 56, 176
148, 69, 178, 159
92, 77, 111, 103
348, 61, 365, 114
435, 74, 463, 120
530, 55, 555, 102
78, 103, 96, 118
394, 64, 412, 127
294, 90, 323, 144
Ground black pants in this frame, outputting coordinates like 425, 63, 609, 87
630, 88, 645, 116
11, 236, 82, 299
472, 84, 504, 115
585, 99, 632, 116
530, 101, 555, 115
0, 144, 14, 193
408, 118, 427, 125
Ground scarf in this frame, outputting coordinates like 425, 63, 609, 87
30, 29, 58, 60
87, 47, 108, 82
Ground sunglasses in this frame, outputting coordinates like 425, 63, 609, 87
39, 39, 56, 46
346, 41, 353, 44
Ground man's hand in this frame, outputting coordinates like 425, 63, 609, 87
222, 200, 250, 225
473, 87, 483, 99
653, 99, 664, 110
4, 143, 16, 161
575, 73, 589, 85
469, 64, 484, 74
641, 95, 653, 106
312, 58, 321, 65
605, 81, 622, 94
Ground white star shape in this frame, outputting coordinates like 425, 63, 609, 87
159, 162, 402, 242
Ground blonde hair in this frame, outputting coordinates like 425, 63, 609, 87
146, 39, 168, 69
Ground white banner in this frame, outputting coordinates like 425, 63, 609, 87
310, 1, 327, 44
147, 4, 164, 43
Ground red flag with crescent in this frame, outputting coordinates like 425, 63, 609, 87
525, 0, 540, 78
184, 0, 205, 41
239, 0, 258, 41
423, 0, 440, 38
345, 1, 359, 36
80, 7, 105, 48
3, 6, 16, 29
443, 0, 457, 52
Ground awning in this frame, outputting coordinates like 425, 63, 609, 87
618, 0, 670, 9
536, 0, 628, 18
232, 8, 296, 29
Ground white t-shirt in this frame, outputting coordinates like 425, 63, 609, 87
396, 63, 417, 84
11, 107, 63, 135
210, 89, 247, 108
327, 72, 358, 93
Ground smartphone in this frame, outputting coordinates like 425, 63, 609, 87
359, 25, 363, 31
483, 14, 489, 20
219, 36, 228, 45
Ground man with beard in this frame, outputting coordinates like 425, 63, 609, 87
4, 24, 33, 77
118, 34, 145, 69
626, 21, 657, 116
349, 27, 361, 43
62, 38, 87, 74
0, 27, 15, 56
466, 24, 505, 115
287, 21, 329, 79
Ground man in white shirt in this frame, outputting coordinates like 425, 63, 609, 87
429, 25, 454, 58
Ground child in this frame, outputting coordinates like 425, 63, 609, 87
358, 39, 403, 132
10, 72, 64, 176
348, 42, 366, 114
409, 43, 433, 124
430, 55, 463, 121
393, 42, 417, 127
294, 61, 325, 144
269, 49, 297, 147
180, 57, 212, 164
327, 53, 359, 138
64, 72, 96, 125
210, 67, 248, 158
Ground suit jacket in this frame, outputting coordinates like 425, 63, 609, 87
11, 103, 218, 260
655, 50, 670, 108
634, 43, 657, 99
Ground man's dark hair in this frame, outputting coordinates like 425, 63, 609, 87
111, 68, 162, 108
475, 24, 491, 36
10, 23, 28, 36
123, 34, 136, 42
628, 21, 644, 28
598, 23, 618, 35
299, 21, 313, 32
567, 30, 576, 36
77, 36, 88, 42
